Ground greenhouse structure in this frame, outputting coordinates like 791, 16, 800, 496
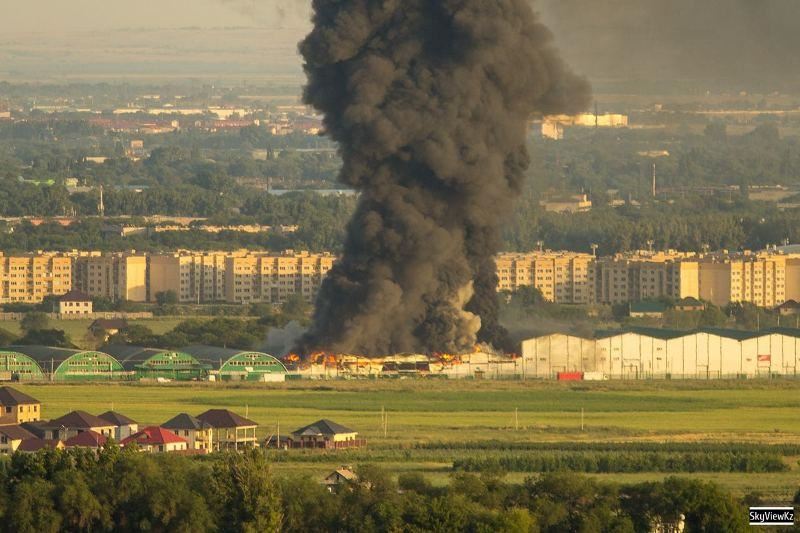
183, 345, 287, 381
105, 345, 212, 381
0, 350, 46, 381
9, 346, 126, 381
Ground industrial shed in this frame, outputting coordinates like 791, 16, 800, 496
182, 345, 287, 382
0, 350, 46, 381
104, 345, 211, 381
520, 327, 800, 380
9, 346, 125, 381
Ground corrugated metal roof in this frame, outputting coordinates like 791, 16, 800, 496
696, 327, 765, 341
9, 345, 105, 364
104, 345, 168, 363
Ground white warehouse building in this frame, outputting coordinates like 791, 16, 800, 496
521, 327, 800, 379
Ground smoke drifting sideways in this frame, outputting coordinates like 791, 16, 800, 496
538, 0, 800, 91
296, 0, 590, 356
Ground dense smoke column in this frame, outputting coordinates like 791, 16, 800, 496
298, 0, 590, 356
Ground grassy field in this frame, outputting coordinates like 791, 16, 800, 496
11, 379, 800, 499
0, 317, 187, 349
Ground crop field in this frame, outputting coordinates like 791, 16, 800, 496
13, 379, 800, 499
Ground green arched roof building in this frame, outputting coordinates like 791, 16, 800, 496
0, 350, 46, 381
183, 345, 287, 381
104, 345, 211, 381
9, 346, 125, 381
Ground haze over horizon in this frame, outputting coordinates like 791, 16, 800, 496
0, 0, 311, 32
2, 0, 800, 91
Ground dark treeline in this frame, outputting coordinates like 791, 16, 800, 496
505, 197, 800, 255
4, 189, 800, 256
3, 119, 800, 254
0, 446, 764, 533
418, 440, 800, 455
0, 192, 356, 253
453, 451, 788, 474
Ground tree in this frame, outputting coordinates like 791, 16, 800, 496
211, 450, 283, 533
155, 290, 179, 307
16, 329, 73, 348
0, 328, 17, 347
20, 311, 48, 333
281, 293, 310, 323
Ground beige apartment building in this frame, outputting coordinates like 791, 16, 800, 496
225, 251, 335, 304
496, 252, 594, 304
0, 254, 71, 304
148, 252, 232, 303
72, 253, 147, 302
497, 250, 800, 308
3, 248, 800, 308
593, 251, 699, 304
698, 252, 800, 307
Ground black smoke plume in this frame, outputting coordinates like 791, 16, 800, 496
297, 0, 590, 356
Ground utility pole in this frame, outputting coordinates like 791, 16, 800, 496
98, 185, 105, 217
581, 408, 585, 431
652, 162, 657, 198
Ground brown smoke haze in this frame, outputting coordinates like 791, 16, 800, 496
296, 0, 590, 356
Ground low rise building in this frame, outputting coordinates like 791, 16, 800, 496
162, 413, 213, 451
0, 387, 41, 425
0, 425, 37, 454
288, 419, 364, 450
196, 409, 258, 451
58, 290, 93, 315
46, 410, 118, 440
121, 426, 188, 453
98, 411, 138, 441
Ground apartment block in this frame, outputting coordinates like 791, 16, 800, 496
72, 253, 147, 302
698, 253, 790, 307
0, 254, 72, 304
225, 252, 335, 304
496, 252, 594, 304
148, 252, 232, 303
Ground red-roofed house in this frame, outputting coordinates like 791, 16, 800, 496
121, 426, 188, 453
0, 425, 37, 454
17, 438, 65, 453
64, 430, 107, 450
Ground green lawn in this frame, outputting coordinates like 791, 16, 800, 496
10, 379, 800, 498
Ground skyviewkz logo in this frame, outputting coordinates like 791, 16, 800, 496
749, 507, 794, 526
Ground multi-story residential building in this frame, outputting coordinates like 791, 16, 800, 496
594, 251, 698, 304
72, 252, 147, 302
148, 252, 232, 303
698, 252, 795, 307
225, 251, 335, 304
0, 253, 71, 304
4, 248, 800, 308
496, 252, 594, 304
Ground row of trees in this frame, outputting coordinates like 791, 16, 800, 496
453, 450, 788, 474
6, 189, 800, 255
0, 446, 769, 533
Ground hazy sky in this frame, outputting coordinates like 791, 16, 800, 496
1, 0, 312, 32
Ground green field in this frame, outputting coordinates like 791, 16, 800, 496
12, 379, 800, 500
0, 317, 187, 349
